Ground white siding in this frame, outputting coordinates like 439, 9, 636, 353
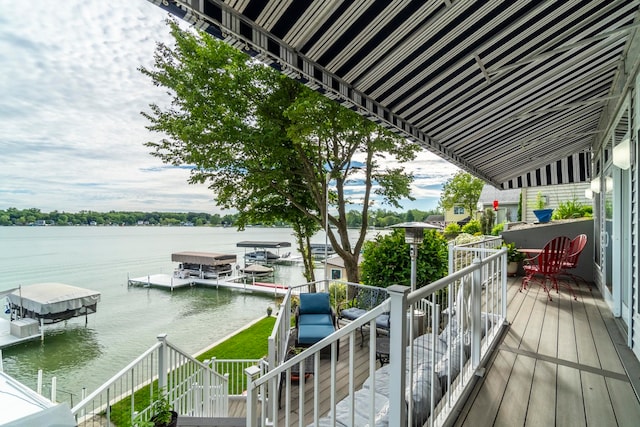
521, 183, 591, 223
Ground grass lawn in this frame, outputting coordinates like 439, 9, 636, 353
196, 316, 276, 361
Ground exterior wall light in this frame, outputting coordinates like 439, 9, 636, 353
613, 136, 632, 170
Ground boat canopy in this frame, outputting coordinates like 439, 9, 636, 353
6, 283, 100, 324
171, 251, 237, 266
236, 241, 291, 249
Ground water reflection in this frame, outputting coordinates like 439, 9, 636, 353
2, 325, 102, 376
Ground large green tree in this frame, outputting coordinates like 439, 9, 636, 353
139, 20, 421, 282
439, 171, 484, 219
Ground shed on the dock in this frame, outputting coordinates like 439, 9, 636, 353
6, 283, 100, 325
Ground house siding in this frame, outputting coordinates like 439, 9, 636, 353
521, 183, 591, 223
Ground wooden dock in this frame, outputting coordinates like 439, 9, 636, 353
127, 274, 289, 296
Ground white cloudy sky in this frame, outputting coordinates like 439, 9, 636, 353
0, 0, 457, 214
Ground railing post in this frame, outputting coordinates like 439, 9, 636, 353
203, 363, 211, 417
501, 249, 508, 319
245, 365, 261, 427
471, 259, 482, 370
387, 284, 409, 426
448, 242, 455, 274
267, 336, 276, 422
157, 333, 168, 392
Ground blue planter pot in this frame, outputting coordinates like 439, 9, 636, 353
533, 209, 553, 223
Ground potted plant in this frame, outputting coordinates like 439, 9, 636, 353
503, 242, 525, 276
532, 191, 553, 223
133, 392, 178, 427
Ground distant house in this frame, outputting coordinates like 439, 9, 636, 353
424, 214, 445, 229
477, 185, 521, 224
443, 205, 469, 224
323, 255, 363, 280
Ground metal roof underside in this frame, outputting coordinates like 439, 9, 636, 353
151, 0, 640, 188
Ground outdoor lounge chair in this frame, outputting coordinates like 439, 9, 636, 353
295, 292, 337, 348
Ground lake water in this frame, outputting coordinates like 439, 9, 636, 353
0, 225, 326, 406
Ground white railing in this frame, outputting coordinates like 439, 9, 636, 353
449, 235, 503, 273
246, 246, 508, 426
71, 334, 229, 426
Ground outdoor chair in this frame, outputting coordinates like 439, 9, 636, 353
559, 234, 590, 290
520, 236, 575, 301
295, 292, 337, 348
338, 286, 389, 346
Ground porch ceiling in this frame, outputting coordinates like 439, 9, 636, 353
153, 0, 640, 188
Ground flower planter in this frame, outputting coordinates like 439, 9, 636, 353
507, 261, 519, 277
533, 209, 553, 223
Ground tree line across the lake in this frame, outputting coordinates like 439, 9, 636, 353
0, 207, 440, 228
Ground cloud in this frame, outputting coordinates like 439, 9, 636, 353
0, 0, 456, 214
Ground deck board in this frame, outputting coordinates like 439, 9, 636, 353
456, 277, 640, 427
219, 276, 640, 426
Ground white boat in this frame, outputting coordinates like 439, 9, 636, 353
240, 263, 274, 278
244, 250, 280, 262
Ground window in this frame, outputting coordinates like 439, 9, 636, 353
454, 206, 465, 214
331, 269, 341, 280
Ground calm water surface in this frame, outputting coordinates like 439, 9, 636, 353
0, 226, 314, 405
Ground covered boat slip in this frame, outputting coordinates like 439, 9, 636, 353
237, 241, 292, 263
172, 251, 237, 279
6, 283, 100, 325
1, 283, 100, 349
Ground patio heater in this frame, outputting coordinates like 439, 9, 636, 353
390, 222, 440, 291
390, 222, 440, 342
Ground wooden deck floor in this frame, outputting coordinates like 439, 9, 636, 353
455, 277, 640, 427
182, 276, 640, 426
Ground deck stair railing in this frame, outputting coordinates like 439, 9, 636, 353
246, 246, 508, 427
71, 333, 229, 426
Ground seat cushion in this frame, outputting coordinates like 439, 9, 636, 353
297, 324, 335, 345
375, 314, 390, 329
298, 313, 334, 326
340, 307, 367, 320
299, 292, 331, 314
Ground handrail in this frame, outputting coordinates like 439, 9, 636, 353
71, 335, 230, 426
248, 245, 508, 427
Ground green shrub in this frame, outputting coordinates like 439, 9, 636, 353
461, 219, 482, 235
361, 229, 448, 289
491, 222, 504, 236
328, 282, 347, 309
443, 222, 461, 238
552, 198, 591, 219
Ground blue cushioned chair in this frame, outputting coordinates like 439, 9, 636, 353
295, 293, 337, 351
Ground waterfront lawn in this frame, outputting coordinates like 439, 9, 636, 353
111, 316, 276, 426
196, 316, 275, 361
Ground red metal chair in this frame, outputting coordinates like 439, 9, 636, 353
520, 236, 574, 301
559, 234, 590, 290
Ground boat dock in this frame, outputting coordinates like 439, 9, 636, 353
127, 274, 289, 296
0, 318, 42, 350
